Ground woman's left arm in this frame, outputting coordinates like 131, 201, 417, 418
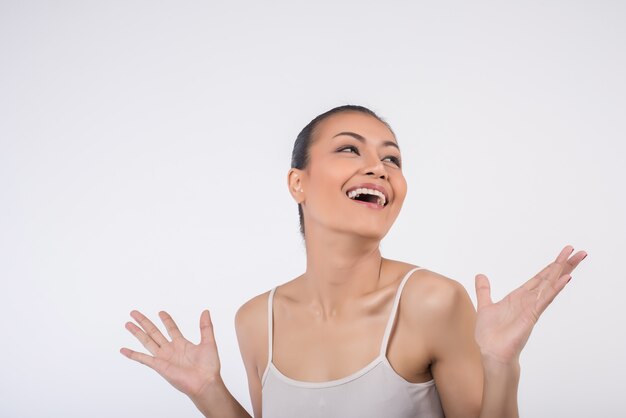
424, 246, 586, 418
473, 245, 586, 418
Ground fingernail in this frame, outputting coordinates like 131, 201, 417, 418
582, 253, 587, 260
566, 275, 572, 284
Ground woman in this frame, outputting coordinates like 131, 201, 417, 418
120, 105, 586, 418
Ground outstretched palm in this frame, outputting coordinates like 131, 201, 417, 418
474, 246, 587, 364
120, 310, 220, 398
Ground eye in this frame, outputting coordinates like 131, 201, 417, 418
338, 145, 359, 154
383, 155, 402, 168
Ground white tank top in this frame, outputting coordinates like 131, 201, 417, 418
261, 267, 445, 418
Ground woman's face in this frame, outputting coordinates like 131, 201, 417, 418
293, 111, 407, 240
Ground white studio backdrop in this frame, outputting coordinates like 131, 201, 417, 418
1, 1, 624, 417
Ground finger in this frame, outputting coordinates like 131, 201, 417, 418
159, 311, 184, 340
200, 310, 217, 346
125, 321, 160, 355
562, 250, 587, 276
522, 262, 556, 291
547, 246, 575, 283
475, 274, 493, 310
522, 246, 574, 291
555, 245, 575, 265
535, 273, 572, 315
532, 259, 572, 302
120, 347, 156, 368
130, 310, 168, 346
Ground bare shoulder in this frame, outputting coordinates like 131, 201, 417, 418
235, 290, 270, 329
234, 290, 271, 375
399, 266, 475, 323
234, 275, 303, 371
235, 290, 275, 416
389, 265, 478, 365
235, 290, 270, 341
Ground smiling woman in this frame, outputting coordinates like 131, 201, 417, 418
289, 105, 401, 236
288, 107, 407, 242
120, 105, 587, 418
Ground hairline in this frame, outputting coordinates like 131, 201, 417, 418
305, 110, 396, 167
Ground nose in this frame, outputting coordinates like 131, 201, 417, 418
362, 152, 388, 180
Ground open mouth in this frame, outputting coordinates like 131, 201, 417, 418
346, 188, 388, 207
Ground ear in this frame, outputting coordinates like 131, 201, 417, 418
287, 168, 305, 203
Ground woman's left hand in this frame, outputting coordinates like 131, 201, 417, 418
474, 245, 587, 365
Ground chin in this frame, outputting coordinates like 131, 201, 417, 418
356, 231, 387, 241
347, 225, 390, 241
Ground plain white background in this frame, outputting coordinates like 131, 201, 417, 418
1, 1, 624, 417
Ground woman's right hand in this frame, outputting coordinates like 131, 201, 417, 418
120, 310, 221, 398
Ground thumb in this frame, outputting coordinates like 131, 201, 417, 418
199, 310, 217, 346
475, 274, 493, 310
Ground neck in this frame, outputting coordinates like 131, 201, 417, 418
302, 224, 384, 318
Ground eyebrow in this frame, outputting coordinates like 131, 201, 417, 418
332, 131, 400, 151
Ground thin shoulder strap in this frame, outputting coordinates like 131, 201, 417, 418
261, 286, 278, 384
379, 267, 424, 357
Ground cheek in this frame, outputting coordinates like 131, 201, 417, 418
305, 169, 341, 206
308, 159, 352, 190
391, 185, 407, 215
394, 176, 408, 200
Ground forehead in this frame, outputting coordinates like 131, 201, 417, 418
312, 111, 397, 145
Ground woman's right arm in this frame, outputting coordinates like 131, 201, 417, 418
234, 293, 270, 418
120, 310, 251, 418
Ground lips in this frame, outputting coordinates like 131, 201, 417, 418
346, 183, 389, 201
345, 183, 390, 207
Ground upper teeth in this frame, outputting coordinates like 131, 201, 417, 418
347, 188, 387, 206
